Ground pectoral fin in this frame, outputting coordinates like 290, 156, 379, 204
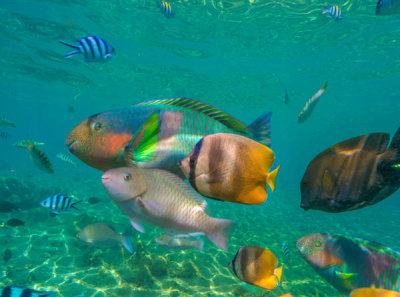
136, 197, 163, 213
120, 113, 160, 164
322, 169, 336, 192
129, 218, 145, 233
335, 271, 357, 280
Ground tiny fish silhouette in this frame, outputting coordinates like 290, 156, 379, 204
3, 249, 11, 263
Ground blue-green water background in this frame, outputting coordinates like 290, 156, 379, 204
1, 0, 400, 296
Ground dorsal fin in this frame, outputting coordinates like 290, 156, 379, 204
135, 98, 248, 133
153, 169, 208, 210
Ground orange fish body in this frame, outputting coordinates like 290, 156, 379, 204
179, 133, 279, 204
229, 246, 283, 290
350, 288, 400, 297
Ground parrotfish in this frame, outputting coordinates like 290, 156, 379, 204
66, 98, 272, 175
376, 0, 400, 15
301, 127, 400, 212
102, 166, 235, 250
229, 246, 283, 290
59, 36, 115, 62
298, 82, 328, 123
351, 288, 400, 297
76, 223, 133, 253
297, 233, 400, 295
178, 133, 279, 204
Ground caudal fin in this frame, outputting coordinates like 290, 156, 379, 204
71, 200, 82, 210
266, 165, 280, 192
195, 238, 204, 251
206, 218, 235, 250
247, 112, 272, 146
121, 228, 134, 254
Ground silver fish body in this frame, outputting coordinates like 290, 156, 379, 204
155, 233, 204, 251
77, 223, 133, 253
102, 166, 235, 250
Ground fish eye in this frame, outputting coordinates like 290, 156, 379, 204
189, 157, 195, 166
315, 241, 322, 247
124, 173, 132, 181
92, 122, 103, 131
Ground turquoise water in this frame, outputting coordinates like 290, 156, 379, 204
1, 0, 400, 296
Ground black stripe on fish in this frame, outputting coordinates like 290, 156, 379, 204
84, 37, 96, 60
67, 197, 72, 209
61, 195, 67, 210
189, 138, 204, 191
56, 194, 61, 210
87, 36, 101, 60
79, 39, 90, 60
20, 288, 33, 297
93, 36, 104, 59
1, 286, 12, 297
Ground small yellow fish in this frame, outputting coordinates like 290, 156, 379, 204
25, 140, 53, 174
350, 288, 400, 297
158, 0, 175, 17
0, 117, 16, 128
179, 133, 279, 204
229, 246, 283, 290
298, 82, 328, 123
14, 139, 45, 148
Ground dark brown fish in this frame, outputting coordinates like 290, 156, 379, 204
88, 197, 101, 204
7, 218, 25, 227
0, 201, 20, 213
301, 127, 400, 212
3, 249, 11, 262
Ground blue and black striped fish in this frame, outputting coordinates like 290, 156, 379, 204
322, 5, 343, 19
40, 194, 82, 215
59, 36, 115, 62
0, 285, 56, 297
158, 1, 175, 17
282, 241, 290, 264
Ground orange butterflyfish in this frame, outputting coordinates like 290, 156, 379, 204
178, 133, 279, 204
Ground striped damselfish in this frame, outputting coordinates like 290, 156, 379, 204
297, 233, 400, 295
158, 1, 175, 17
0, 285, 56, 297
40, 194, 82, 215
322, 5, 343, 19
66, 97, 272, 175
59, 36, 115, 62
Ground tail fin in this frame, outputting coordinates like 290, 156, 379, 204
59, 40, 80, 49
275, 265, 283, 284
247, 112, 272, 146
266, 165, 280, 192
71, 200, 82, 210
206, 218, 235, 250
390, 127, 400, 157
121, 228, 134, 254
195, 238, 204, 251
64, 50, 80, 59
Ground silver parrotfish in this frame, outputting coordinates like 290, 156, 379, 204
102, 166, 235, 250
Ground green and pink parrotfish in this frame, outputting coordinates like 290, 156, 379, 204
297, 233, 400, 296
66, 98, 271, 175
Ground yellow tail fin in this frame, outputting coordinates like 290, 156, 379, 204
266, 165, 280, 192
275, 265, 283, 283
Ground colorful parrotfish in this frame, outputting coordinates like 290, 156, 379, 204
297, 233, 400, 296
66, 98, 272, 175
